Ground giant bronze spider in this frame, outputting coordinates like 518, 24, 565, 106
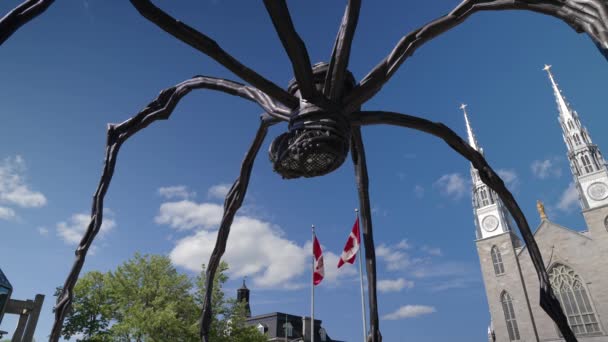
10, 0, 598, 341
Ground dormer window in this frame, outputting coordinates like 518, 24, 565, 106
257, 323, 267, 335
283, 322, 293, 337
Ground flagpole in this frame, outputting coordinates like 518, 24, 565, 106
356, 209, 368, 342
311, 224, 315, 342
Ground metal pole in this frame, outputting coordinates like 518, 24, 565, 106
356, 209, 368, 342
311, 224, 315, 342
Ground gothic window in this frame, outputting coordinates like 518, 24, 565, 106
573, 134, 582, 145
549, 264, 601, 336
568, 120, 574, 130
480, 189, 490, 207
283, 322, 293, 337
566, 137, 573, 150
582, 131, 589, 143
604, 216, 608, 232
582, 155, 593, 173
491, 246, 505, 275
501, 291, 521, 341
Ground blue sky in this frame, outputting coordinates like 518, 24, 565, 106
1, 1, 607, 341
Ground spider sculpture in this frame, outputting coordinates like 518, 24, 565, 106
18, 0, 602, 341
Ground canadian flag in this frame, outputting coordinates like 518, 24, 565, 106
337, 217, 361, 268
313, 234, 324, 286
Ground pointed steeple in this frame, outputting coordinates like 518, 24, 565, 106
461, 105, 513, 240
237, 277, 251, 317
543, 65, 608, 210
462, 103, 479, 151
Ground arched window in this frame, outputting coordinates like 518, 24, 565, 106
582, 155, 593, 173
501, 292, 520, 341
573, 134, 582, 145
549, 264, 601, 336
568, 120, 574, 130
491, 246, 505, 275
283, 322, 293, 337
480, 189, 490, 207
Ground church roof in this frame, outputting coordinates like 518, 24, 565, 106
516, 219, 592, 257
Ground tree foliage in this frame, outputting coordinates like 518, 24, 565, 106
56, 253, 265, 342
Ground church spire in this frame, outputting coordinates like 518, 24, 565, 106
461, 105, 513, 240
543, 65, 608, 210
462, 103, 479, 151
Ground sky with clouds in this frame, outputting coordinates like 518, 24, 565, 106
0, 1, 607, 341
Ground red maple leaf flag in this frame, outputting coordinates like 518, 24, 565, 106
337, 217, 361, 268
313, 234, 324, 286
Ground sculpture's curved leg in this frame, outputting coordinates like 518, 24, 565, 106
0, 0, 55, 46
351, 110, 577, 342
350, 127, 382, 342
50, 76, 288, 342
200, 115, 274, 341
129, 0, 299, 109
263, 0, 315, 100
345, 0, 608, 110
323, 0, 361, 101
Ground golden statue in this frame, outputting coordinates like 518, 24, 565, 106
537, 200, 548, 220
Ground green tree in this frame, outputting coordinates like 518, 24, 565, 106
195, 262, 266, 342
57, 271, 112, 341
56, 254, 265, 342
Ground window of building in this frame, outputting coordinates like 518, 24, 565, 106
501, 291, 521, 341
549, 264, 601, 336
491, 246, 505, 275
257, 323, 267, 335
283, 322, 293, 337
568, 120, 574, 130
573, 134, 582, 145
582, 155, 593, 173
319, 327, 327, 341
480, 189, 490, 207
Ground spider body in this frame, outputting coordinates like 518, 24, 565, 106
270, 62, 356, 179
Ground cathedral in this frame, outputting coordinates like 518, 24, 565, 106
467, 66, 608, 342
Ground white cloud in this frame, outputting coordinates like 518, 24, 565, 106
0, 206, 16, 220
57, 213, 116, 245
0, 156, 46, 208
155, 200, 223, 230
557, 182, 579, 212
434, 173, 466, 200
396, 239, 410, 250
382, 305, 436, 320
38, 226, 49, 236
208, 183, 231, 200
421, 245, 442, 256
376, 244, 410, 271
413, 185, 425, 198
163, 193, 354, 289
497, 169, 519, 190
378, 278, 414, 293
158, 185, 195, 200
531, 159, 562, 179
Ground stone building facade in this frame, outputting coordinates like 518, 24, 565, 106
466, 66, 608, 342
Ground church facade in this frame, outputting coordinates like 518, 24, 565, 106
466, 66, 608, 342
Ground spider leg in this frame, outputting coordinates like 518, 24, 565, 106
129, 0, 298, 109
344, 0, 608, 110
263, 0, 315, 101
351, 110, 577, 342
350, 127, 382, 342
200, 115, 274, 342
323, 0, 361, 101
0, 0, 55, 46
50, 76, 288, 342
